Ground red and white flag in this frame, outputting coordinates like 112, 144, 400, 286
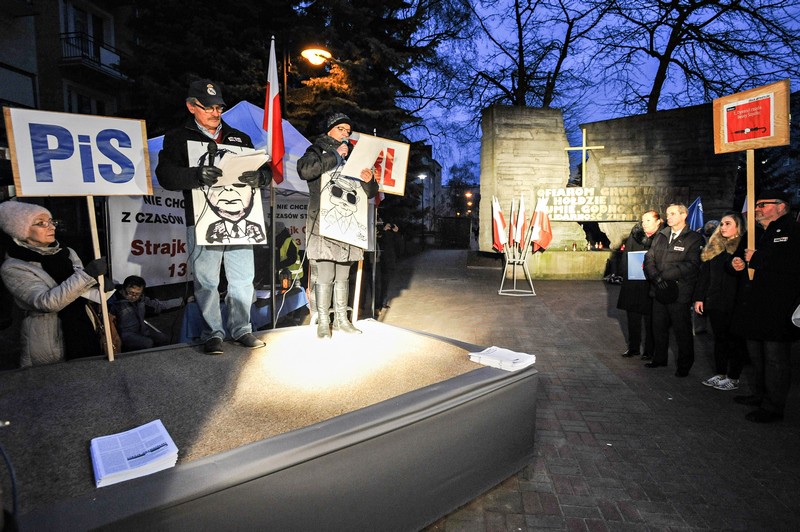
263, 37, 285, 184
513, 194, 527, 246
492, 196, 508, 252
530, 197, 553, 252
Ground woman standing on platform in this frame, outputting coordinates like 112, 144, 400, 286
297, 113, 379, 338
693, 212, 746, 391
617, 210, 662, 360
0, 200, 109, 367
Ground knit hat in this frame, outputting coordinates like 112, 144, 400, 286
326, 113, 351, 131
0, 200, 52, 241
187, 79, 226, 107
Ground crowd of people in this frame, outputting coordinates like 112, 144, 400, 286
1, 80, 797, 425
617, 191, 800, 423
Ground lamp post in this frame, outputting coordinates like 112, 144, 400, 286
418, 173, 427, 231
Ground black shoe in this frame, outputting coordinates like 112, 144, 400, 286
204, 337, 224, 355
745, 409, 783, 423
621, 350, 640, 358
640, 353, 653, 361
674, 370, 689, 377
734, 394, 762, 406
234, 332, 266, 349
644, 362, 666, 368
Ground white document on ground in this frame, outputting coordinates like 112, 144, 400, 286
627, 251, 647, 281
90, 419, 179, 488
469, 346, 536, 372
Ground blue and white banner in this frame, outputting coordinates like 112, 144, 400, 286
4, 107, 151, 197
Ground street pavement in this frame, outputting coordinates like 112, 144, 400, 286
378, 249, 800, 531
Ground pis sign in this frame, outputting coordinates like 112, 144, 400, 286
3, 107, 152, 197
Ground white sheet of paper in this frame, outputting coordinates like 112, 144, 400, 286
341, 141, 382, 179
216, 150, 270, 186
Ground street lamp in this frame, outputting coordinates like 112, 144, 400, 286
282, 45, 333, 115
418, 173, 427, 230
301, 48, 332, 66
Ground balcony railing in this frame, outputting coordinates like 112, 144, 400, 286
59, 32, 127, 80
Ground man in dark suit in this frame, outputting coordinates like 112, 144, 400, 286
643, 203, 703, 376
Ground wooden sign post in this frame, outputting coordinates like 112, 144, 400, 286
712, 79, 791, 278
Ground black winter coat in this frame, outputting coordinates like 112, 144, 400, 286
731, 214, 800, 341
156, 118, 254, 225
692, 233, 742, 313
617, 224, 656, 314
644, 226, 703, 304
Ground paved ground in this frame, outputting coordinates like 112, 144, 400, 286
377, 249, 800, 531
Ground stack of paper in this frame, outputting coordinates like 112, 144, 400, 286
469, 346, 536, 371
90, 419, 179, 488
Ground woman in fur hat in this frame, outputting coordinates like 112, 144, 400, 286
0, 200, 109, 367
692, 211, 746, 391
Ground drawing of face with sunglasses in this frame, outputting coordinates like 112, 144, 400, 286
328, 177, 360, 216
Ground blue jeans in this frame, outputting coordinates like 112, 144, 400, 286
187, 230, 254, 341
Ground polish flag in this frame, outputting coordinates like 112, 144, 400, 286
263, 37, 285, 184
530, 197, 553, 252
492, 196, 508, 252
513, 194, 527, 246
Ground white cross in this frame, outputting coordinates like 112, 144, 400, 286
565, 128, 605, 186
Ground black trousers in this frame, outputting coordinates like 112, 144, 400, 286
707, 309, 745, 379
652, 299, 694, 372
626, 310, 654, 356
745, 339, 793, 415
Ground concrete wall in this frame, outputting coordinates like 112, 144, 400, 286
479, 106, 586, 254
583, 103, 740, 247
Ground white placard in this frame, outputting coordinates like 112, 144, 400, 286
4, 107, 151, 197
108, 189, 191, 286
348, 132, 409, 196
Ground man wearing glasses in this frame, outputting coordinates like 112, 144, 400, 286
157, 79, 270, 354
731, 190, 800, 423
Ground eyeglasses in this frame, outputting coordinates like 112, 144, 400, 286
755, 201, 781, 209
193, 101, 225, 114
334, 126, 351, 135
331, 185, 358, 205
124, 289, 143, 299
31, 219, 60, 228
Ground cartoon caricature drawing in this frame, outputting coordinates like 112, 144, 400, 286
187, 141, 267, 245
319, 172, 369, 248
202, 182, 265, 243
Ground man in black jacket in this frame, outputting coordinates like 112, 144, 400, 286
156, 79, 270, 354
643, 203, 703, 376
731, 189, 800, 423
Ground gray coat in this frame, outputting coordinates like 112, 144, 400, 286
1, 249, 100, 367
297, 134, 379, 262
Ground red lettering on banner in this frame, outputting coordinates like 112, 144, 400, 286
374, 147, 396, 187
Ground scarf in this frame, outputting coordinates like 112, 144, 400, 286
701, 230, 742, 262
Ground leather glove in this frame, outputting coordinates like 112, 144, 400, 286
239, 166, 270, 188
102, 277, 116, 292
655, 277, 669, 290
83, 258, 108, 280
198, 166, 223, 187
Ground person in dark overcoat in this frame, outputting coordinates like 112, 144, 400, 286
692, 212, 745, 391
730, 190, 800, 423
643, 203, 703, 376
617, 210, 662, 360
